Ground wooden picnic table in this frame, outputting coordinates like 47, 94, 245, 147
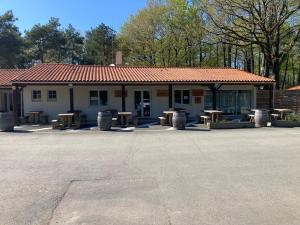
58, 113, 74, 128
118, 112, 132, 127
273, 109, 294, 120
26, 111, 43, 124
163, 111, 175, 125
204, 110, 223, 123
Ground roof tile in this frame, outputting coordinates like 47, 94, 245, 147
12, 63, 275, 84
0, 69, 27, 88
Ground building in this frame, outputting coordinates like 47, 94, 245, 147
0, 69, 26, 113
288, 85, 300, 91
11, 63, 275, 122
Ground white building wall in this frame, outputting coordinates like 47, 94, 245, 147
23, 86, 70, 120
22, 84, 256, 122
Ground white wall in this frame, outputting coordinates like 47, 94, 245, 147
22, 84, 256, 121
23, 86, 69, 120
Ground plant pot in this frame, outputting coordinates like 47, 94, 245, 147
208, 122, 255, 129
272, 120, 300, 128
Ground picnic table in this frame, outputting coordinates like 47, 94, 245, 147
26, 111, 43, 124
163, 111, 175, 125
204, 110, 223, 123
118, 112, 132, 127
58, 113, 74, 128
274, 109, 294, 120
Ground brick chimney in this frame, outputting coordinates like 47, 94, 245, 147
115, 51, 123, 65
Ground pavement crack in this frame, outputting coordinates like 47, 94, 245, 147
46, 181, 73, 225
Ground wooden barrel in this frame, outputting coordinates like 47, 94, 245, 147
0, 112, 15, 132
97, 111, 112, 131
172, 111, 186, 130
254, 109, 269, 128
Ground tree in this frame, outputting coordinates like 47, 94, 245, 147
64, 24, 84, 64
25, 18, 66, 63
83, 23, 116, 65
204, 0, 300, 88
0, 11, 23, 68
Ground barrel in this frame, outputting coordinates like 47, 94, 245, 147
254, 109, 269, 128
0, 112, 15, 132
172, 111, 186, 130
97, 111, 112, 131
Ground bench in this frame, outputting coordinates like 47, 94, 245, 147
248, 114, 255, 122
158, 116, 166, 126
200, 115, 210, 125
270, 113, 280, 121
51, 120, 60, 129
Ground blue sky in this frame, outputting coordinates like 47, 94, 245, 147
0, 0, 146, 34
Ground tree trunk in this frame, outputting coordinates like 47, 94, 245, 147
227, 43, 232, 68
258, 50, 261, 75
199, 40, 203, 67
298, 65, 300, 85
234, 45, 238, 69
250, 44, 254, 73
281, 54, 289, 90
223, 42, 226, 67
216, 42, 219, 67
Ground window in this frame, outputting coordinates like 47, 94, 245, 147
99, 91, 108, 105
89, 91, 99, 106
89, 90, 108, 106
182, 90, 190, 104
174, 90, 190, 105
48, 90, 57, 101
32, 90, 41, 102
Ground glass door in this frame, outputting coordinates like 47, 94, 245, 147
134, 90, 151, 117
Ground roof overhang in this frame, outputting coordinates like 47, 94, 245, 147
11, 80, 275, 86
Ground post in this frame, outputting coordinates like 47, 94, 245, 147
19, 86, 24, 117
212, 88, 217, 110
168, 84, 173, 109
121, 84, 126, 112
269, 83, 275, 110
12, 85, 18, 124
69, 84, 74, 112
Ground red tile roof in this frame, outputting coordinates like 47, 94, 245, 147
0, 69, 27, 88
12, 63, 275, 84
288, 85, 300, 91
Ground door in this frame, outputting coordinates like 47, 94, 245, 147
134, 90, 151, 117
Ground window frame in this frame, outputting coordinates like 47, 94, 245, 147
89, 90, 99, 106
174, 89, 190, 105
99, 90, 108, 106
47, 90, 57, 102
32, 90, 42, 102
89, 90, 108, 107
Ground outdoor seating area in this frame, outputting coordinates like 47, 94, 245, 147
51, 110, 87, 130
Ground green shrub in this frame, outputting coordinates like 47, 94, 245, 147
286, 114, 300, 122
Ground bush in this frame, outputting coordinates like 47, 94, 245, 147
286, 114, 300, 122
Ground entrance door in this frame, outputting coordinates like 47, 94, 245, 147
134, 91, 151, 117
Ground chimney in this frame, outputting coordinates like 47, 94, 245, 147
115, 51, 123, 65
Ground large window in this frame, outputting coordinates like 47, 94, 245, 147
47, 90, 57, 101
204, 90, 252, 114
89, 90, 108, 106
32, 90, 41, 102
174, 90, 190, 105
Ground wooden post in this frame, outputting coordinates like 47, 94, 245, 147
168, 84, 173, 109
69, 84, 74, 112
20, 87, 24, 117
269, 83, 275, 110
212, 88, 217, 110
12, 85, 19, 124
121, 84, 126, 112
